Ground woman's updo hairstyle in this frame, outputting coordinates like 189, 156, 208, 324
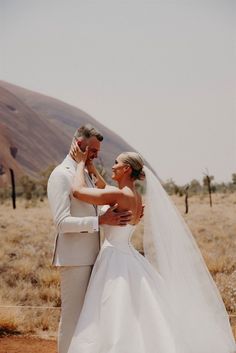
120, 152, 145, 181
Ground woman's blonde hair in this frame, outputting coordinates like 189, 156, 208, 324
119, 152, 145, 180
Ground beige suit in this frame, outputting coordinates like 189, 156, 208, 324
47, 155, 100, 353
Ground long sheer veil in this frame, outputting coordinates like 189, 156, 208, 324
143, 166, 236, 353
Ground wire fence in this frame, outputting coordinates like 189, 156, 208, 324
0, 305, 235, 314
0, 304, 235, 338
0, 305, 60, 310
0, 304, 236, 320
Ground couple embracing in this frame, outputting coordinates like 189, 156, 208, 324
48, 124, 235, 353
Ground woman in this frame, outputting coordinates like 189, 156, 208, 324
68, 146, 235, 353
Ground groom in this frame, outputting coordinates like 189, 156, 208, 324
47, 124, 132, 353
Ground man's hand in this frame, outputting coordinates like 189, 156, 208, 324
99, 204, 132, 226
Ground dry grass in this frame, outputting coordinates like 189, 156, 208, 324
0, 194, 235, 339
0, 198, 60, 338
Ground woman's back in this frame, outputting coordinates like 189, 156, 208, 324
110, 186, 143, 225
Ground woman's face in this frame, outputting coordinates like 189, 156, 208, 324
111, 154, 129, 181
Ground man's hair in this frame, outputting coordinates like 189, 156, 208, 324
73, 124, 103, 142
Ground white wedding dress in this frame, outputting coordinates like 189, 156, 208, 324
68, 223, 180, 353
68, 166, 236, 353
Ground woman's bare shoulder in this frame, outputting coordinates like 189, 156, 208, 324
104, 185, 118, 190
104, 185, 123, 194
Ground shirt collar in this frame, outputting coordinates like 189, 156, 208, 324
64, 154, 90, 175
64, 154, 78, 170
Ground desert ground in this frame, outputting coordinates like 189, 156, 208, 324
0, 192, 235, 352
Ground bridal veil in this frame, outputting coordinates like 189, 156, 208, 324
143, 166, 236, 353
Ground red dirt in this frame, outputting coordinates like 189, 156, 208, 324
0, 337, 57, 353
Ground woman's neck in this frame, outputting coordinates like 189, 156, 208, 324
117, 177, 135, 190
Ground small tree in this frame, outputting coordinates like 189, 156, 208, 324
39, 164, 56, 197
19, 175, 36, 200
203, 171, 214, 207
163, 179, 179, 195
189, 179, 202, 195
232, 173, 236, 185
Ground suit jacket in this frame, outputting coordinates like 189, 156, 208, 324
47, 155, 100, 266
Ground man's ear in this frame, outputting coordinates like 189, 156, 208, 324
79, 138, 87, 152
77, 137, 83, 145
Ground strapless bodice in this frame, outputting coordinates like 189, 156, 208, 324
101, 224, 136, 254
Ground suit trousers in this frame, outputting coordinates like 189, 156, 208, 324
58, 266, 93, 353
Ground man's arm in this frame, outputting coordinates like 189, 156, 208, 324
47, 168, 98, 234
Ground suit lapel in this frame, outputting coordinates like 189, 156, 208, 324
84, 171, 98, 215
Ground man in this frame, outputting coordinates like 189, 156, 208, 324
47, 125, 132, 353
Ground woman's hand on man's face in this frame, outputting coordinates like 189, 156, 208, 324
86, 160, 96, 174
70, 141, 88, 163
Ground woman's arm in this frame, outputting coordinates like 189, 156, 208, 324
86, 161, 106, 189
73, 160, 122, 205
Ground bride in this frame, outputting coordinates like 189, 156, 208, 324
68, 145, 235, 353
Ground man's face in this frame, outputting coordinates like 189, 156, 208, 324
78, 136, 101, 162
